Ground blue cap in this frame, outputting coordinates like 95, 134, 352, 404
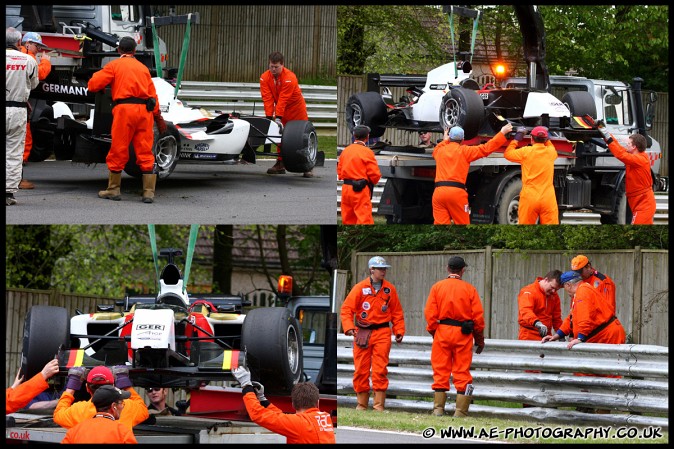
449, 126, 464, 141
560, 270, 582, 285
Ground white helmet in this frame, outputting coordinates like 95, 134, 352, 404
368, 256, 391, 269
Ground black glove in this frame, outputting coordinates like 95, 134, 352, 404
514, 126, 526, 142
534, 321, 548, 338
112, 365, 132, 389
154, 114, 168, 134
66, 366, 87, 391
473, 329, 485, 354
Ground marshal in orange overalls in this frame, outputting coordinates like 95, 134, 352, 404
259, 67, 308, 124
20, 45, 51, 162
517, 277, 562, 341
424, 275, 485, 393
337, 142, 382, 224
5, 371, 49, 414
54, 387, 149, 430
504, 140, 559, 224
607, 140, 656, 224
432, 132, 507, 224
340, 277, 405, 394
88, 54, 160, 173
584, 271, 616, 316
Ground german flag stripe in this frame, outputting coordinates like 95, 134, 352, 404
572, 116, 593, 129
66, 349, 85, 367
221, 350, 240, 371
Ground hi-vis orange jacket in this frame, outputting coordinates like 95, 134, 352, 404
259, 67, 308, 123
584, 271, 616, 316
571, 283, 625, 344
61, 413, 138, 444
243, 392, 335, 444
424, 276, 485, 336
517, 277, 562, 340
54, 387, 149, 429
340, 277, 405, 336
5, 372, 49, 414
337, 142, 382, 225
607, 140, 656, 224
504, 140, 559, 224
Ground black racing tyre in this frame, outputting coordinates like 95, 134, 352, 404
241, 307, 303, 395
562, 91, 597, 142
439, 87, 485, 140
495, 177, 522, 225
27, 102, 55, 162
21, 306, 70, 380
599, 185, 632, 224
125, 123, 180, 179
280, 120, 318, 173
345, 92, 387, 138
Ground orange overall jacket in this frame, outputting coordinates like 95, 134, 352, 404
61, 413, 138, 444
424, 275, 485, 392
5, 372, 49, 414
341, 277, 405, 392
432, 132, 507, 224
337, 142, 382, 225
259, 67, 308, 123
54, 387, 149, 429
584, 271, 616, 316
21, 46, 52, 161
88, 55, 160, 173
504, 140, 559, 224
607, 140, 656, 224
517, 277, 562, 341
242, 392, 335, 444
571, 283, 625, 344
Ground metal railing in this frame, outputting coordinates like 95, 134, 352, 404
178, 81, 337, 134
337, 335, 668, 428
337, 180, 669, 225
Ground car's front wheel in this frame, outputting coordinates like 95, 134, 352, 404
439, 87, 484, 140
280, 120, 317, 173
21, 305, 70, 380
125, 124, 180, 179
241, 307, 303, 395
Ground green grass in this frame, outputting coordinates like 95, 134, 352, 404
338, 406, 668, 444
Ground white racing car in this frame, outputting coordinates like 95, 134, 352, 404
50, 77, 319, 179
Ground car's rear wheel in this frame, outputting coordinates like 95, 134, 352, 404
242, 307, 303, 395
280, 120, 317, 173
345, 92, 387, 138
21, 305, 70, 380
27, 101, 55, 162
439, 87, 484, 140
562, 91, 597, 141
125, 124, 180, 179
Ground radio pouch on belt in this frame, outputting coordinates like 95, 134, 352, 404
146, 97, 157, 112
355, 327, 373, 348
351, 179, 368, 192
461, 320, 474, 335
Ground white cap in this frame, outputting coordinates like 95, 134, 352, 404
368, 256, 391, 269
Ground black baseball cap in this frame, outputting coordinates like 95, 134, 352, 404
448, 256, 467, 269
92, 385, 131, 409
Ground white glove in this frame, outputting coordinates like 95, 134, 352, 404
534, 321, 548, 338
275, 117, 283, 133
596, 121, 612, 141
232, 366, 252, 388
251, 381, 267, 402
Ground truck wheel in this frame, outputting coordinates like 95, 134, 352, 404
600, 189, 632, 224
21, 306, 70, 380
439, 87, 484, 140
280, 120, 318, 173
242, 307, 303, 395
496, 177, 522, 224
125, 124, 180, 179
345, 92, 387, 138
27, 103, 55, 162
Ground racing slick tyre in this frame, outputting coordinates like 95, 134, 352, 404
241, 307, 303, 395
439, 87, 484, 140
26, 101, 55, 162
21, 305, 70, 380
125, 123, 180, 179
495, 177, 522, 224
561, 91, 597, 141
345, 92, 387, 138
280, 120, 318, 173
600, 185, 632, 224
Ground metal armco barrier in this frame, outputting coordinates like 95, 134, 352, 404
178, 82, 337, 133
337, 336, 668, 429
337, 180, 669, 225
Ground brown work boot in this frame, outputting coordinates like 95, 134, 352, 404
373, 390, 386, 411
267, 160, 286, 175
303, 170, 314, 178
19, 179, 35, 189
454, 394, 471, 417
355, 391, 369, 411
98, 171, 122, 200
141, 173, 157, 203
432, 391, 447, 416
